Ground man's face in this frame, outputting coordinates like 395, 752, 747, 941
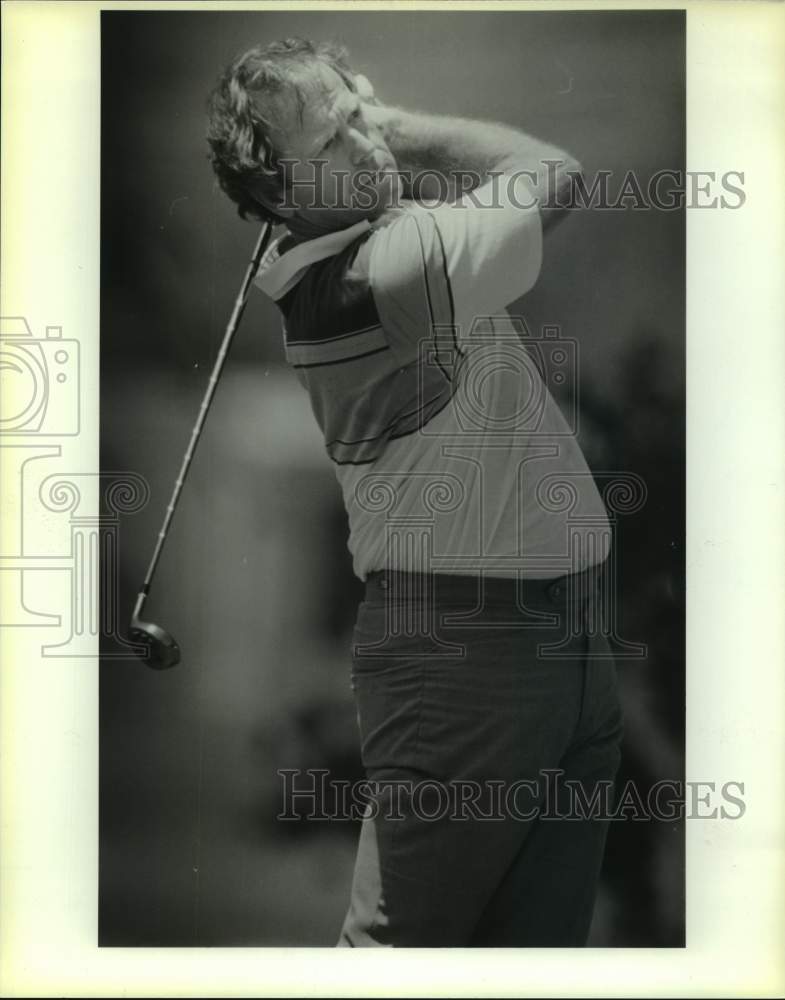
268, 62, 401, 225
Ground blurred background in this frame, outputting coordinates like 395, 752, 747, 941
100, 9, 685, 946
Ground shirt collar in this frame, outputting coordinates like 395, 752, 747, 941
253, 218, 372, 301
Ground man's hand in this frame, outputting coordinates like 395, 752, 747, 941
354, 73, 378, 107
354, 74, 397, 153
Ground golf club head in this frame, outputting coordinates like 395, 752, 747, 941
129, 615, 181, 670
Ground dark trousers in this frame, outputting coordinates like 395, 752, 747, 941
337, 563, 624, 947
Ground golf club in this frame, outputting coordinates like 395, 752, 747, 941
129, 220, 275, 669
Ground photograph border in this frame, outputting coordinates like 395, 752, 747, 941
1, 0, 783, 996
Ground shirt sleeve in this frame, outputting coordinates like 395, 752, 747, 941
368, 173, 543, 357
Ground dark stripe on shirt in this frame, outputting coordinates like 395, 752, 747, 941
328, 391, 455, 465
412, 215, 452, 383
292, 344, 390, 370
430, 213, 463, 357
324, 384, 453, 449
287, 323, 383, 347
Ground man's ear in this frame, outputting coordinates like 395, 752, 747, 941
354, 73, 376, 105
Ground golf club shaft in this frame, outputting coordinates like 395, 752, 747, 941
138, 221, 274, 604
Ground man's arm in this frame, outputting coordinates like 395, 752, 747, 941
364, 99, 583, 231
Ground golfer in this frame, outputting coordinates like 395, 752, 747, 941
207, 37, 624, 947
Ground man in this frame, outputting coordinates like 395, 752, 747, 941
207, 37, 623, 947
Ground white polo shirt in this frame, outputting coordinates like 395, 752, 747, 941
255, 175, 611, 581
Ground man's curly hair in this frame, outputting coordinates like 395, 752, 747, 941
206, 38, 357, 224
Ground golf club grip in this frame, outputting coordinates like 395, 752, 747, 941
140, 221, 275, 596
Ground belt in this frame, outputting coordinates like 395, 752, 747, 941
364, 563, 604, 611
